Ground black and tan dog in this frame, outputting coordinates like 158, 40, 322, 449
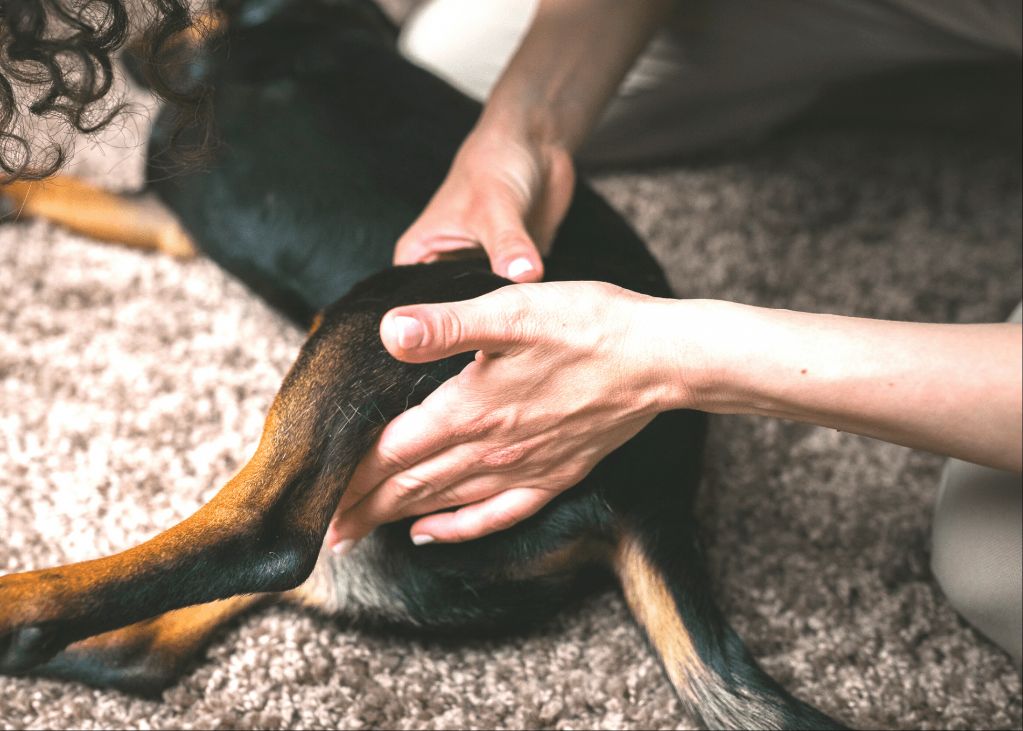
0, 1, 844, 727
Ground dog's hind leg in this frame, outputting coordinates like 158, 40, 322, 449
0, 269, 449, 675
20, 538, 421, 696
27, 594, 266, 696
0, 264, 506, 682
0, 176, 196, 257
0, 378, 363, 674
613, 523, 848, 730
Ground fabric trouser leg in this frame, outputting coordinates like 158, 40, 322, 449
400, 0, 1023, 665
397, 0, 1020, 166
931, 302, 1023, 667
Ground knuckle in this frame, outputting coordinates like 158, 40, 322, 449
441, 482, 470, 507
479, 406, 517, 435
487, 506, 521, 532
562, 463, 591, 487
376, 443, 411, 473
433, 308, 463, 352
442, 413, 478, 441
490, 287, 535, 341
499, 284, 532, 311
479, 444, 527, 470
493, 228, 531, 253
391, 472, 431, 501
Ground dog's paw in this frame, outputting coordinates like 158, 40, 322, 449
0, 623, 69, 673
0, 572, 75, 674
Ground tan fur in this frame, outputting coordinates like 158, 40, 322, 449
1, 177, 196, 258
504, 538, 613, 581
614, 533, 789, 729
614, 534, 702, 692
66, 594, 262, 661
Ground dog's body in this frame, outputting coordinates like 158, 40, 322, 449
0, 1, 844, 727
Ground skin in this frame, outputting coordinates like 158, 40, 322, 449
324, 0, 1023, 550
392, 0, 672, 281
326, 289, 1022, 547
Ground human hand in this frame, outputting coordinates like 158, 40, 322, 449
325, 281, 690, 551
393, 127, 575, 282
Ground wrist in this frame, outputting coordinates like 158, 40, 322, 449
475, 100, 574, 160
648, 298, 758, 414
624, 297, 711, 415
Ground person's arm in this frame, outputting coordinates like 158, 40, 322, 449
691, 302, 1018, 474
394, 0, 672, 280
480, 0, 672, 155
693, 303, 1023, 473
324, 284, 1022, 552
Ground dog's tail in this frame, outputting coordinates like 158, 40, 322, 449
614, 522, 848, 730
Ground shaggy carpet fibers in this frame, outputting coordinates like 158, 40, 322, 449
1, 60, 1021, 731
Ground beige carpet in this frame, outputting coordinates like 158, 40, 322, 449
1, 64, 1022, 730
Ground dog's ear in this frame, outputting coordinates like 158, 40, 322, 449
613, 527, 847, 730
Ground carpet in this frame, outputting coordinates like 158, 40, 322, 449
1, 49, 1021, 731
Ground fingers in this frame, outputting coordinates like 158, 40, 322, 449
391, 184, 543, 282
474, 192, 543, 283
380, 287, 535, 362
529, 146, 576, 254
393, 231, 480, 267
332, 401, 456, 519
329, 474, 551, 551
408, 488, 552, 543
330, 443, 484, 545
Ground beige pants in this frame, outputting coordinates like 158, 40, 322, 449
398, 0, 1023, 662
932, 302, 1023, 666
399, 0, 1021, 165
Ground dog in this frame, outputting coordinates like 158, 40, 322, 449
0, 1, 845, 727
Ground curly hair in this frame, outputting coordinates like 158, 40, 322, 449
0, 0, 213, 179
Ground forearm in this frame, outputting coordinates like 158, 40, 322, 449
478, 0, 671, 152
669, 300, 1023, 472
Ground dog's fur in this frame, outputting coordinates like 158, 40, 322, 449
0, 1, 845, 727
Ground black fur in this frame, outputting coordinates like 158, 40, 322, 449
144, 1, 844, 726
0, 1, 848, 727
145, 1, 668, 324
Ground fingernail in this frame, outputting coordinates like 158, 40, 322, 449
332, 538, 358, 556
506, 257, 534, 280
392, 315, 424, 349
411, 534, 435, 546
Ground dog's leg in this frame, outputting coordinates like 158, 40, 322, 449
20, 534, 432, 695
0, 322, 388, 672
0, 177, 196, 257
0, 415, 364, 672
0, 262, 501, 679
28, 594, 265, 696
614, 525, 847, 730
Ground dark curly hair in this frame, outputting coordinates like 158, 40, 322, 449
0, 0, 214, 179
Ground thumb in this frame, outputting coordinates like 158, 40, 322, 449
380, 287, 532, 363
